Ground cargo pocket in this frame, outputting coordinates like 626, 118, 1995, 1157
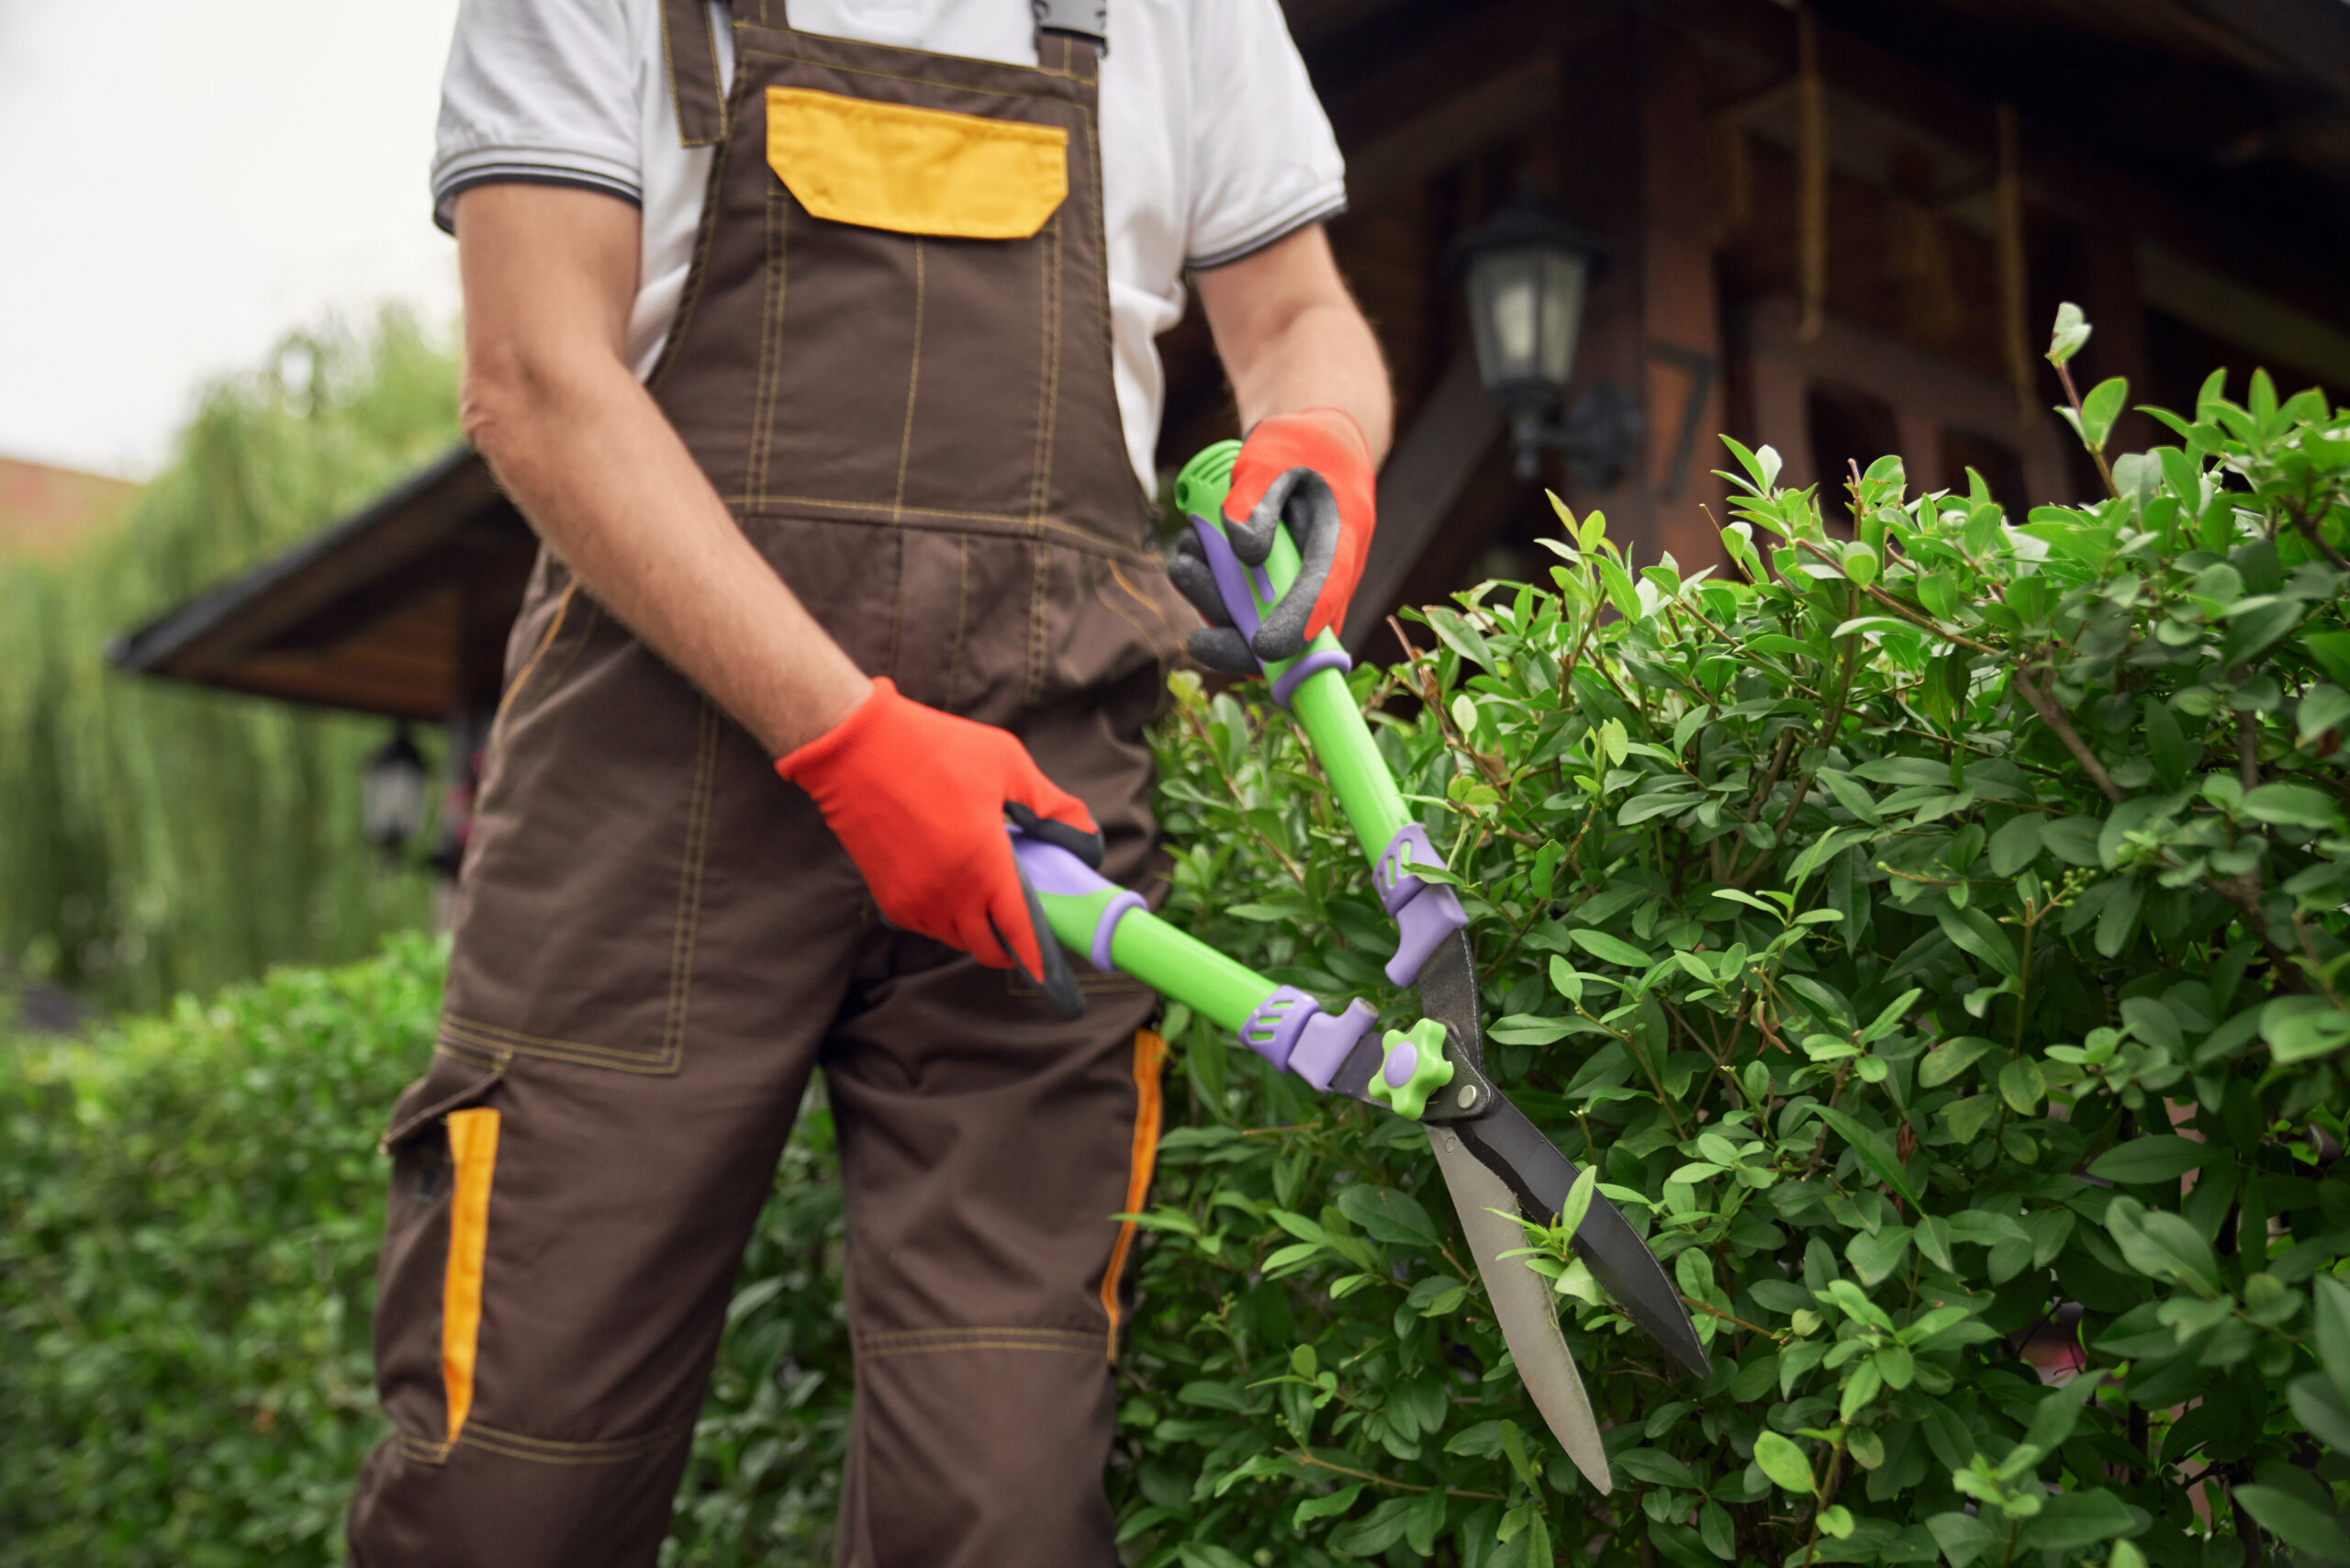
374, 1057, 507, 1462
764, 87, 1067, 239
744, 85, 1067, 522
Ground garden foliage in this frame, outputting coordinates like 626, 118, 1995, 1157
1111, 309, 2350, 1568
6, 310, 2350, 1568
0, 310, 453, 1014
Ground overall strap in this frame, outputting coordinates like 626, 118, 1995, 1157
1033, 0, 1108, 54
663, 0, 730, 146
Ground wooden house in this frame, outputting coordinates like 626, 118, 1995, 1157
113, 0, 2350, 861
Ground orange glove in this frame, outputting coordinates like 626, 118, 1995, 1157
776, 679, 1097, 1008
1222, 408, 1376, 660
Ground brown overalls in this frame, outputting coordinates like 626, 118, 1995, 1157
348, 4, 1190, 1562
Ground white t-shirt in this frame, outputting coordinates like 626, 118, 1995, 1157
432, 0, 1347, 489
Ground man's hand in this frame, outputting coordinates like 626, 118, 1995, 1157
1186, 225, 1392, 661
776, 678, 1099, 999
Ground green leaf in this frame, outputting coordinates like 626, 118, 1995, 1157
2144, 700, 2193, 789
2315, 1276, 2350, 1409
2078, 377, 2129, 452
1569, 927, 1655, 968
2106, 1195, 2221, 1294
1919, 1036, 1999, 1089
1987, 814, 2042, 877
1489, 1014, 1576, 1046
2042, 816, 2102, 866
1753, 1430, 1816, 1496
1326, 1496, 1416, 1558
2047, 301, 2091, 366
1336, 1185, 1440, 1249
1927, 1510, 2001, 1568
2086, 1136, 2205, 1185
2232, 1486, 2350, 1562
2222, 599, 2303, 666
2299, 684, 2350, 745
1998, 1058, 2044, 1115
2241, 783, 2342, 830
1294, 1483, 1365, 1527
2018, 1490, 2137, 1552
1936, 906, 2018, 980
1848, 1225, 1914, 1286
2289, 1372, 2350, 1454
1809, 1103, 1923, 1207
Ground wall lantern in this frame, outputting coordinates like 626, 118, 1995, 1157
1451, 190, 1639, 487
361, 724, 429, 857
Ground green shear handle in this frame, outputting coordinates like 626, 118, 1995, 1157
1170, 443, 1469, 986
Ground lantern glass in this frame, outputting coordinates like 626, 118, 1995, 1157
1462, 219, 1594, 398
362, 727, 428, 853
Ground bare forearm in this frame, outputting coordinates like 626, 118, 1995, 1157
1196, 224, 1392, 461
466, 362, 868, 756
1224, 298, 1392, 461
454, 185, 867, 756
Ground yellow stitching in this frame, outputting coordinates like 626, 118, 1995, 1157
463, 1417, 694, 1459
1026, 542, 1050, 706
397, 1433, 453, 1467
495, 582, 580, 722
732, 48, 1078, 100
942, 530, 970, 711
746, 180, 790, 499
442, 1014, 643, 1056
858, 1338, 1102, 1358
893, 240, 924, 516
660, 702, 720, 1068
643, 117, 736, 394
723, 495, 1160, 561
1091, 558, 1156, 647
439, 1021, 678, 1076
1106, 558, 1178, 638
859, 1325, 1096, 1346
703, 5, 729, 141
530, 596, 601, 706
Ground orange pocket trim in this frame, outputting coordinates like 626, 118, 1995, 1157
1099, 1029, 1166, 1361
441, 1107, 501, 1443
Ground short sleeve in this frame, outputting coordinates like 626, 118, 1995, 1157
431, 0, 643, 233
1182, 0, 1347, 269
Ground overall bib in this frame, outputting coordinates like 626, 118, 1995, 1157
348, 4, 1190, 1562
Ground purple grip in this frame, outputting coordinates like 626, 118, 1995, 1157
1189, 514, 1356, 709
1240, 989, 1377, 1091
1289, 999, 1379, 1091
1007, 831, 1144, 973
1189, 516, 1263, 648
1239, 986, 1316, 1070
1374, 823, 1469, 985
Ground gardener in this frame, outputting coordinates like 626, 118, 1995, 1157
346, 1, 1389, 1563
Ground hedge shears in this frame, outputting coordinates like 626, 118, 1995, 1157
1011, 442, 1709, 1494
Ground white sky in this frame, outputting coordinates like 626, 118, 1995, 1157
0, 0, 464, 477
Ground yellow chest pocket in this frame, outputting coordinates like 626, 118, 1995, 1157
765, 86, 1068, 241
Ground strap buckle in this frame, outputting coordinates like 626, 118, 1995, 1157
1032, 0, 1107, 50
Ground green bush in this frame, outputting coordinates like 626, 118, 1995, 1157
8, 309, 2349, 1568
1110, 312, 2350, 1568
0, 309, 454, 1014
1, 935, 438, 1564
0, 935, 855, 1568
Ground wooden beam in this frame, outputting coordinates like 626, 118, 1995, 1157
2136, 241, 2350, 393
1342, 59, 1557, 207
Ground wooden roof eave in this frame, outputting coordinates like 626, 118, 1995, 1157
108, 445, 537, 722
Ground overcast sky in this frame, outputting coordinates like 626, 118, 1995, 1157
0, 0, 464, 477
